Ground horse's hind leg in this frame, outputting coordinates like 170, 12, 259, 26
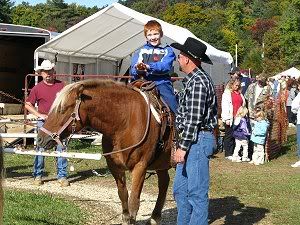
148, 169, 170, 225
108, 164, 130, 224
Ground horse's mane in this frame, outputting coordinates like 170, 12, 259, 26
50, 79, 125, 113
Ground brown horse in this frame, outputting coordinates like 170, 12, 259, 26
37, 79, 173, 225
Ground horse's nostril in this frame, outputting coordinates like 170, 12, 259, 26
37, 137, 42, 143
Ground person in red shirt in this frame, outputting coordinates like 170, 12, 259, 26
221, 79, 246, 160
25, 60, 69, 187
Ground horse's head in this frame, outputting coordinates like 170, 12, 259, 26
37, 83, 86, 149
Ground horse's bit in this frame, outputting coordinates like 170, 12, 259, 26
39, 99, 81, 146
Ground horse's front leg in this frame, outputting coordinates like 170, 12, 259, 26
128, 163, 148, 224
107, 161, 130, 224
148, 169, 170, 225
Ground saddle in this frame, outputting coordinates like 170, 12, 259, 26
130, 80, 177, 167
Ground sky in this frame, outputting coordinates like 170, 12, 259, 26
12, 0, 118, 8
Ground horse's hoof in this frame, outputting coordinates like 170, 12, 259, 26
122, 214, 130, 225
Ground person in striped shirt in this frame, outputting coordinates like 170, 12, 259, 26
171, 37, 218, 225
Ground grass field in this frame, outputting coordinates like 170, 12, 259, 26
3, 137, 300, 225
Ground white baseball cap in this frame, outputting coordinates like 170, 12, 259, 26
35, 60, 55, 72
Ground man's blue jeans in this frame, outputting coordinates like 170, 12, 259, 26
33, 120, 68, 179
297, 124, 300, 158
173, 131, 216, 225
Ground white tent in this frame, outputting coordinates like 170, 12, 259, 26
35, 3, 233, 85
272, 67, 300, 80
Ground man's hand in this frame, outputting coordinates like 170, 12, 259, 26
174, 148, 186, 164
225, 120, 231, 126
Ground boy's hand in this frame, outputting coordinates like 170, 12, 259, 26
136, 62, 148, 71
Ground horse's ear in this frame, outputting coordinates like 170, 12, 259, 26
77, 84, 84, 99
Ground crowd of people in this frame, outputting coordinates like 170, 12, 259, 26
221, 67, 300, 167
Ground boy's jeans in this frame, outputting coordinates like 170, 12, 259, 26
156, 82, 178, 114
173, 131, 216, 225
33, 119, 68, 179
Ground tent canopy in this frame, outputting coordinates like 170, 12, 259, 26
34, 3, 233, 86
35, 3, 233, 66
272, 67, 300, 80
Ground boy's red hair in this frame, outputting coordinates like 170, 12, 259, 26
144, 20, 163, 36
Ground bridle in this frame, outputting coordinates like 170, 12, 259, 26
40, 99, 81, 146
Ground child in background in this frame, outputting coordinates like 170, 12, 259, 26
250, 109, 270, 165
232, 106, 251, 162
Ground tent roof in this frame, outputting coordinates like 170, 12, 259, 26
35, 3, 233, 65
272, 67, 300, 79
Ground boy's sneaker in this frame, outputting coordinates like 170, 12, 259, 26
33, 176, 43, 186
58, 178, 70, 187
242, 158, 251, 162
248, 161, 254, 164
291, 160, 300, 168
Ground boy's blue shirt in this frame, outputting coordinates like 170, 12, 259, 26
130, 42, 176, 85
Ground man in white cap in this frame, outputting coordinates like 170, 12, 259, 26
25, 59, 69, 187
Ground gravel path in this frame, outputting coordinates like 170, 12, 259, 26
4, 176, 177, 225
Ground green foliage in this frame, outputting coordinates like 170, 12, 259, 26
163, 3, 208, 28
224, 0, 245, 30
0, 0, 14, 23
11, 0, 98, 32
130, 0, 169, 17
263, 27, 286, 73
278, 1, 300, 67
241, 47, 264, 74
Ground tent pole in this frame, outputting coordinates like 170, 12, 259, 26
96, 59, 99, 74
68, 56, 72, 83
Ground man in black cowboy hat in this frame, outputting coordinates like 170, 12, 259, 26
171, 37, 217, 225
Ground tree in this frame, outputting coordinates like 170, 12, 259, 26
263, 27, 286, 74
249, 18, 276, 44
278, 1, 300, 67
241, 47, 264, 75
0, 0, 14, 23
46, 0, 67, 9
163, 3, 207, 29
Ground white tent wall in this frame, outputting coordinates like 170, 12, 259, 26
272, 67, 300, 80
35, 3, 233, 86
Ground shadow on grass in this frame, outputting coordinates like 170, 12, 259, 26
130, 196, 269, 225
209, 196, 269, 225
5, 164, 37, 178
67, 167, 111, 183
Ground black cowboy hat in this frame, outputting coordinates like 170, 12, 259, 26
171, 37, 213, 65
